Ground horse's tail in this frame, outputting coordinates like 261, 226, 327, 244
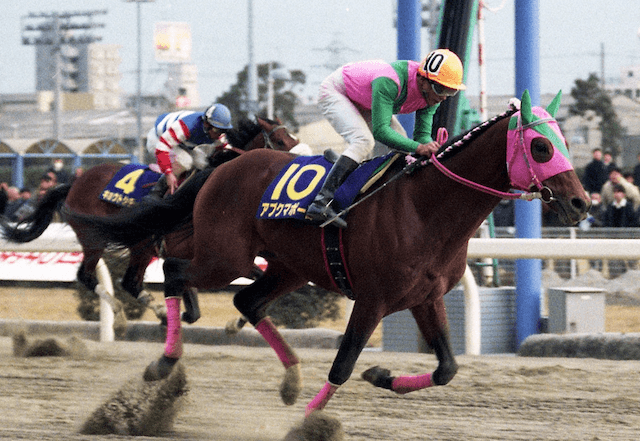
0, 183, 72, 243
64, 167, 214, 248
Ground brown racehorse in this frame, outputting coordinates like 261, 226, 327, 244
0, 116, 301, 322
66, 91, 591, 417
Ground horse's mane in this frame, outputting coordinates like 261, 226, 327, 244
225, 116, 279, 149
434, 107, 517, 162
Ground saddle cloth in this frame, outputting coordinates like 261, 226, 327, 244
257, 152, 399, 221
100, 164, 162, 207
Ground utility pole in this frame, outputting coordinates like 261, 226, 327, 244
600, 42, 605, 89
21, 10, 106, 140
246, 0, 258, 119
125, 0, 155, 163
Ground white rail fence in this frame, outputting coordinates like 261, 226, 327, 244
2, 224, 640, 350
0, 224, 116, 341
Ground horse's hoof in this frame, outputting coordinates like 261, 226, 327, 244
432, 361, 459, 386
181, 311, 200, 324
143, 355, 179, 382
224, 316, 248, 335
280, 363, 302, 406
113, 308, 128, 339
361, 366, 393, 390
150, 304, 167, 325
136, 290, 154, 307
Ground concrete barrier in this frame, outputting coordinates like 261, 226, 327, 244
0, 319, 344, 350
518, 333, 640, 360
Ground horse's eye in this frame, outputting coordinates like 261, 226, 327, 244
530, 138, 553, 163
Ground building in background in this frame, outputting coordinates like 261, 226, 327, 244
154, 22, 200, 108
32, 17, 121, 111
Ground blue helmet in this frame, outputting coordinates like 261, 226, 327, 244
204, 103, 233, 130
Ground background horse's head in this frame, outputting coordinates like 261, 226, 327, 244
227, 116, 305, 153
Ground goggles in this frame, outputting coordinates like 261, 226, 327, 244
430, 80, 459, 97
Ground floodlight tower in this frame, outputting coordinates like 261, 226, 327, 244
21, 10, 106, 140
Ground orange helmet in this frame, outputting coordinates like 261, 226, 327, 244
418, 49, 466, 91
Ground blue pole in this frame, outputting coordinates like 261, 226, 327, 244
396, 0, 421, 137
13, 155, 24, 189
514, 0, 541, 347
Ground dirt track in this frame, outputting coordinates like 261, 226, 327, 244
2, 334, 640, 441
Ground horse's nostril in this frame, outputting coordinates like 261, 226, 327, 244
572, 197, 589, 213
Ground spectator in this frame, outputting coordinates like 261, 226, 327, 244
0, 182, 8, 215
633, 152, 640, 186
72, 167, 84, 182
582, 148, 608, 195
603, 184, 639, 227
603, 150, 616, 175
2, 185, 26, 221
19, 188, 32, 201
49, 158, 71, 184
625, 171, 635, 185
13, 171, 58, 221
587, 192, 606, 227
601, 166, 640, 211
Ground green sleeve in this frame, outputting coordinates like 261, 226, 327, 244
370, 77, 420, 153
413, 104, 439, 144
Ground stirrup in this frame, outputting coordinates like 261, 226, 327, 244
306, 201, 347, 228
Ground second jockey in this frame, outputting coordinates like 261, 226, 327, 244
146, 103, 233, 199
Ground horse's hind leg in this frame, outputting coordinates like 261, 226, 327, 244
77, 254, 100, 292
144, 257, 200, 381
77, 247, 126, 334
362, 296, 458, 394
120, 245, 155, 303
120, 245, 167, 322
233, 261, 307, 405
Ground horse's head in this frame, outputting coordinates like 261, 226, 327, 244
506, 90, 590, 224
255, 117, 311, 154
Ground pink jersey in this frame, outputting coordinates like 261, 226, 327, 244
341, 60, 427, 114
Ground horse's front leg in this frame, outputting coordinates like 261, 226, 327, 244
233, 265, 307, 405
362, 296, 458, 394
306, 301, 382, 416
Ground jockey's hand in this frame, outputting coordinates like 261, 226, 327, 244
416, 141, 440, 158
166, 172, 178, 195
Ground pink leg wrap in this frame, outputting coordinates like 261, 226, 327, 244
255, 317, 299, 368
306, 382, 338, 417
164, 297, 183, 359
391, 373, 433, 395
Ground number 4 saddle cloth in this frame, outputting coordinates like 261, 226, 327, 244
100, 164, 162, 207
257, 152, 400, 221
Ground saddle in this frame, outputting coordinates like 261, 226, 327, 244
256, 150, 400, 221
100, 164, 161, 207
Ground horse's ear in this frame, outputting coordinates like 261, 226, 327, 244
520, 89, 533, 124
546, 90, 562, 118
276, 117, 283, 124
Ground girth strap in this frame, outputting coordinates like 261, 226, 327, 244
321, 226, 356, 300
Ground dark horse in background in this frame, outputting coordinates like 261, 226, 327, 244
0, 117, 302, 328
64, 91, 590, 420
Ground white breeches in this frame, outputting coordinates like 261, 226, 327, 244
318, 68, 406, 163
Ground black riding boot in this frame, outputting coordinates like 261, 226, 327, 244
305, 155, 358, 228
145, 174, 168, 201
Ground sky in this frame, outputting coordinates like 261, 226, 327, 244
2, 1, 640, 108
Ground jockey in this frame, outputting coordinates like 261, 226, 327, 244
146, 103, 233, 199
305, 49, 466, 228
